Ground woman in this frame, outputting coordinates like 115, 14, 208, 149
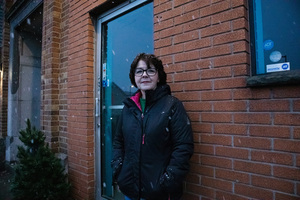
111, 53, 194, 200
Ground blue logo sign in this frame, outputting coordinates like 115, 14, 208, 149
282, 64, 289, 70
263, 40, 274, 50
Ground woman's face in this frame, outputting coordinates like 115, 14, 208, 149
134, 60, 159, 94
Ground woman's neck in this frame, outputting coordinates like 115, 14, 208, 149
141, 90, 146, 99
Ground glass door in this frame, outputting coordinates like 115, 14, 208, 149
96, 1, 153, 199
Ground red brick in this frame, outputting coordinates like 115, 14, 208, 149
201, 90, 232, 101
159, 43, 184, 56
235, 183, 273, 200
232, 18, 249, 30
201, 112, 232, 123
202, 176, 233, 192
250, 99, 290, 112
293, 100, 300, 111
183, 16, 211, 32
169, 82, 184, 92
158, 25, 183, 38
211, 6, 247, 24
182, 0, 210, 13
192, 123, 212, 134
155, 37, 172, 48
174, 10, 200, 26
274, 139, 300, 153
249, 125, 290, 138
174, 51, 200, 63
174, 70, 200, 82
190, 163, 214, 177
216, 191, 249, 200
201, 21, 231, 38
153, 1, 172, 15
216, 169, 250, 184
186, 183, 214, 198
213, 101, 247, 112
294, 127, 300, 139
214, 52, 249, 67
173, 91, 201, 101
173, 0, 187, 7
234, 113, 271, 124
201, 67, 232, 79
216, 146, 249, 159
251, 150, 293, 165
201, 44, 231, 58
234, 160, 272, 175
234, 136, 272, 150
184, 59, 212, 71
273, 166, 300, 181
213, 29, 248, 46
233, 88, 272, 100
200, 1, 230, 17
233, 41, 250, 53
273, 86, 300, 98
214, 77, 247, 89
184, 80, 212, 91
202, 155, 233, 169
201, 133, 232, 146
186, 173, 200, 184
155, 6, 181, 21
194, 144, 214, 155
231, 0, 247, 8
165, 63, 184, 73
154, 18, 174, 31
274, 113, 300, 126
214, 124, 247, 135
184, 37, 211, 51
275, 193, 300, 200
174, 30, 199, 44
184, 102, 212, 112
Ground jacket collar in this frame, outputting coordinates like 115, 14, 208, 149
124, 84, 171, 110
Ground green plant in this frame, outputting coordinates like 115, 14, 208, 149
11, 119, 71, 200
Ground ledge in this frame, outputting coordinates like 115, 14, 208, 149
247, 70, 300, 87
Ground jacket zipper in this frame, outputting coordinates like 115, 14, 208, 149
141, 113, 145, 144
139, 112, 144, 199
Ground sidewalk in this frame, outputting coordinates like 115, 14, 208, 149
0, 164, 14, 200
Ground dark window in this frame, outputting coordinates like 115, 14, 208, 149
248, 0, 300, 86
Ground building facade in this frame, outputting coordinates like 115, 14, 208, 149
0, 0, 299, 199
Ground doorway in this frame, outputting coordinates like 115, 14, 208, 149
95, 0, 153, 199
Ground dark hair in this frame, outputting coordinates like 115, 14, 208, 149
129, 53, 167, 87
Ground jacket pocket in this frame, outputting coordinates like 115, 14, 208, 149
117, 160, 134, 193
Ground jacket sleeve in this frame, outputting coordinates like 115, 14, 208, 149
160, 99, 194, 192
111, 109, 125, 182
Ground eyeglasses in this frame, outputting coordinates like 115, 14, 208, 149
135, 68, 157, 77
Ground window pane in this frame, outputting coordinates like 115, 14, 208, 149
252, 0, 300, 74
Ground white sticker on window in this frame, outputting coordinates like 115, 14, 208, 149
266, 62, 290, 73
269, 51, 282, 62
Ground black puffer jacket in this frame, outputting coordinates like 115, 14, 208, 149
111, 84, 194, 200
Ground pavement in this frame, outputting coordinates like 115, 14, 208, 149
0, 164, 14, 200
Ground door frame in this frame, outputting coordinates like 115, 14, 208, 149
94, 0, 151, 199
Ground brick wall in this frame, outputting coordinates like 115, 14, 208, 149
66, 0, 107, 198
154, 1, 300, 200
42, 0, 63, 152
